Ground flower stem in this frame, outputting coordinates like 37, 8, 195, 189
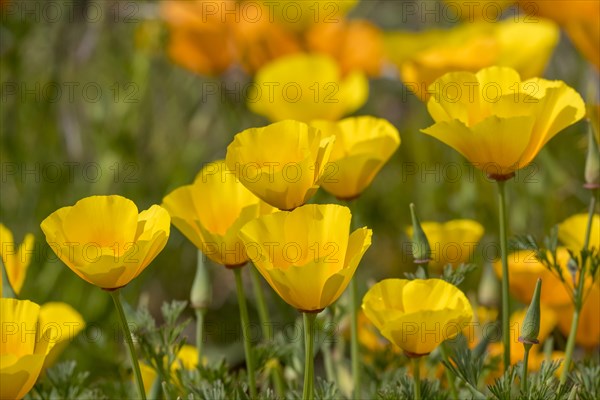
560, 194, 597, 385
497, 180, 511, 371
413, 357, 422, 400
110, 290, 146, 400
440, 342, 458, 400
302, 312, 317, 400
195, 308, 205, 365
350, 277, 361, 398
250, 266, 285, 396
233, 268, 257, 398
521, 345, 531, 393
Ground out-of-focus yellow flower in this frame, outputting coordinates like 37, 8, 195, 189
306, 20, 385, 77
38, 302, 85, 369
0, 298, 52, 400
260, 0, 357, 31
422, 66, 585, 180
163, 160, 273, 268
558, 213, 600, 253
463, 306, 498, 348
40, 195, 170, 290
516, 1, 600, 69
405, 219, 484, 272
239, 204, 372, 312
0, 224, 34, 296
248, 54, 369, 122
310, 116, 400, 200
226, 120, 334, 210
385, 19, 559, 100
140, 345, 200, 394
493, 249, 573, 307
555, 281, 600, 348
362, 279, 473, 356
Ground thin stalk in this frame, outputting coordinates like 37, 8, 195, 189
560, 194, 597, 384
521, 346, 531, 393
233, 268, 257, 398
413, 357, 421, 400
249, 266, 285, 396
497, 180, 511, 371
350, 277, 361, 398
110, 290, 146, 400
195, 308, 205, 365
440, 342, 459, 400
302, 312, 317, 400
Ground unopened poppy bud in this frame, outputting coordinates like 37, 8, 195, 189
584, 127, 600, 189
190, 251, 212, 310
519, 278, 542, 347
409, 203, 431, 264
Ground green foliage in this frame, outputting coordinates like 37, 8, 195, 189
377, 368, 448, 400
571, 360, 600, 400
31, 361, 106, 400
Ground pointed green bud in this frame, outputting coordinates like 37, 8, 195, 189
584, 126, 600, 189
191, 250, 212, 310
519, 278, 542, 347
409, 203, 431, 264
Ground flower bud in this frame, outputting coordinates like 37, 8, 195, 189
584, 126, 600, 189
519, 278, 542, 347
409, 203, 431, 264
190, 250, 212, 310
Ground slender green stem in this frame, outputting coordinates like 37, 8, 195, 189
110, 290, 146, 400
440, 343, 459, 400
195, 308, 205, 365
349, 277, 361, 398
302, 312, 317, 400
497, 180, 511, 371
321, 339, 336, 385
249, 266, 285, 396
233, 268, 257, 398
521, 346, 531, 393
413, 357, 421, 400
560, 194, 597, 384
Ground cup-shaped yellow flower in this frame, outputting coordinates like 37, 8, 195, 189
405, 219, 484, 272
421, 66, 585, 180
38, 302, 85, 369
362, 279, 473, 356
40, 195, 170, 290
238, 204, 372, 312
162, 160, 273, 268
555, 281, 600, 348
248, 54, 369, 122
493, 249, 573, 307
310, 116, 400, 200
226, 120, 334, 211
1, 298, 52, 400
558, 213, 600, 252
0, 224, 34, 295
385, 19, 559, 100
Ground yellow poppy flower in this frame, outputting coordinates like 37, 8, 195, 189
493, 249, 572, 307
226, 120, 334, 210
558, 213, 600, 253
0, 224, 34, 295
1, 298, 52, 400
238, 204, 372, 312
248, 54, 369, 122
40, 195, 170, 290
361, 279, 473, 356
421, 66, 585, 179
140, 345, 200, 394
555, 280, 600, 348
405, 219, 484, 272
310, 116, 400, 200
306, 19, 385, 77
38, 302, 86, 369
162, 160, 273, 268
385, 19, 559, 100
